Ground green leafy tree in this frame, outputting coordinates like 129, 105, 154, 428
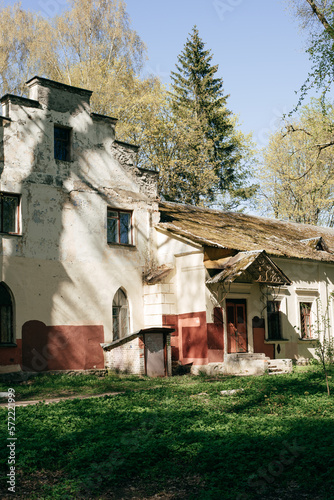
156, 26, 255, 207
289, 1, 334, 107
0, 2, 45, 96
0, 0, 164, 166
256, 99, 334, 225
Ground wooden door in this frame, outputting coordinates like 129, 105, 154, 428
226, 300, 248, 353
144, 333, 166, 377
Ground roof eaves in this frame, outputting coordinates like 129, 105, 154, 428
157, 222, 229, 250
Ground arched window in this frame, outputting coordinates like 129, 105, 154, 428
0, 283, 14, 344
112, 289, 129, 341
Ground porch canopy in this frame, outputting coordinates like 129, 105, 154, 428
206, 250, 291, 287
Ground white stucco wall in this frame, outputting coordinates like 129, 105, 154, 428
0, 78, 159, 372
269, 257, 334, 361
152, 228, 207, 318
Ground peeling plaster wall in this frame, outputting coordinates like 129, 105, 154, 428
0, 78, 159, 372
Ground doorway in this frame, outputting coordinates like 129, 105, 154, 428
144, 332, 166, 377
226, 300, 248, 353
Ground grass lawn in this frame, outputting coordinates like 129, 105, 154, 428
0, 367, 334, 499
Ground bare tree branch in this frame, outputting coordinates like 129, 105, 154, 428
282, 124, 313, 138
305, 0, 334, 37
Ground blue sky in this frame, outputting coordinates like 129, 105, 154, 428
5, 0, 316, 146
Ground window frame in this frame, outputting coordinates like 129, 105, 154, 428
54, 125, 72, 162
0, 282, 15, 346
112, 288, 129, 341
107, 208, 133, 246
0, 192, 21, 235
295, 290, 319, 341
300, 301, 313, 339
267, 300, 282, 340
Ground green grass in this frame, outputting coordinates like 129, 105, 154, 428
0, 371, 172, 401
1, 367, 334, 499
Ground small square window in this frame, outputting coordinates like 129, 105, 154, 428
107, 209, 132, 245
54, 126, 71, 161
0, 193, 20, 234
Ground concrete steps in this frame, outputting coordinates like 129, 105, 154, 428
228, 353, 269, 361
220, 353, 271, 376
267, 359, 293, 375
188, 355, 293, 377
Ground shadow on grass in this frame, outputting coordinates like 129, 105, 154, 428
0, 375, 333, 500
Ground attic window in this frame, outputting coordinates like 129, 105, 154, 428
54, 125, 71, 161
300, 237, 329, 253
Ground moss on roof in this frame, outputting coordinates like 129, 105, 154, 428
158, 202, 334, 262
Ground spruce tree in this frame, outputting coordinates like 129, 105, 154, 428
163, 26, 252, 205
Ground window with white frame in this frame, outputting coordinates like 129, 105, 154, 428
300, 302, 313, 339
295, 290, 319, 340
107, 209, 132, 245
112, 288, 129, 340
0, 193, 20, 234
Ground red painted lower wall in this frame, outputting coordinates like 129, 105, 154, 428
21, 321, 105, 371
207, 307, 224, 362
0, 339, 22, 367
163, 308, 224, 365
252, 317, 274, 359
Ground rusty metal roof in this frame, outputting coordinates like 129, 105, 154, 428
158, 202, 334, 262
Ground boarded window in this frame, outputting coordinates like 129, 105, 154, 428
300, 302, 312, 339
267, 301, 281, 340
107, 209, 132, 245
0, 193, 20, 234
112, 289, 129, 340
0, 283, 14, 344
54, 126, 71, 161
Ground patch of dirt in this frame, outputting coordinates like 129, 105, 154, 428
0, 471, 328, 500
0, 471, 204, 500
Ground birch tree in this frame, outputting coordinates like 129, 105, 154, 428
257, 100, 334, 226
0, 0, 164, 165
289, 0, 334, 106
